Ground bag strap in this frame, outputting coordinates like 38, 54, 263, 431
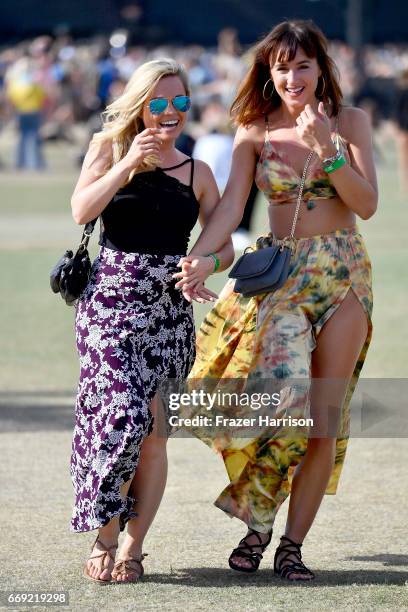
263, 115, 315, 250
289, 150, 315, 241
79, 217, 98, 249
263, 115, 314, 247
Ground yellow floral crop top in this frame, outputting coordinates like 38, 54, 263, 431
255, 114, 350, 205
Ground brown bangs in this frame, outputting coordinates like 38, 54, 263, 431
231, 19, 342, 126
271, 30, 321, 66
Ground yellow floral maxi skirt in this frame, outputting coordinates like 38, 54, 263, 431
186, 226, 373, 534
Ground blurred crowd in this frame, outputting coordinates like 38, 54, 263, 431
0, 28, 407, 192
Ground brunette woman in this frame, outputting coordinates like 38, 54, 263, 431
175, 20, 377, 581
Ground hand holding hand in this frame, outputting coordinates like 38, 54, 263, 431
173, 255, 215, 291
295, 102, 336, 159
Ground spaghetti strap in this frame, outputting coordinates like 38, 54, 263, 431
161, 158, 192, 171
189, 157, 195, 187
262, 115, 271, 152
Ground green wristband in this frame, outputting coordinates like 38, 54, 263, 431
208, 253, 220, 273
324, 155, 346, 173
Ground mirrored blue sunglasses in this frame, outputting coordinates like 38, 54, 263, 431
148, 95, 191, 115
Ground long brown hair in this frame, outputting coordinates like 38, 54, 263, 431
231, 19, 343, 125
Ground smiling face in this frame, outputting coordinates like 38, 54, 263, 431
142, 75, 189, 143
269, 46, 321, 109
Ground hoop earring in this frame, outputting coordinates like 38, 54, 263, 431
317, 75, 326, 98
263, 79, 275, 100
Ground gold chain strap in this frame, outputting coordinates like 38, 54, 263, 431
272, 150, 315, 252
289, 150, 315, 239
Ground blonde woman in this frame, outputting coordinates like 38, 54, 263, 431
70, 58, 233, 584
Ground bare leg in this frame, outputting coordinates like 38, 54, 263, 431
114, 392, 168, 581
85, 477, 132, 581
276, 290, 368, 579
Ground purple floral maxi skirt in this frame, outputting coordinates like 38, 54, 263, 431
70, 246, 195, 532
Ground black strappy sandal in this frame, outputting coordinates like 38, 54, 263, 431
274, 535, 315, 581
228, 528, 272, 573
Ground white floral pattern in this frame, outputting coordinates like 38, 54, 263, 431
70, 246, 195, 532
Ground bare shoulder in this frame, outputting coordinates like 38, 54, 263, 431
83, 133, 113, 175
193, 158, 213, 179
193, 158, 218, 198
87, 133, 113, 155
234, 117, 266, 158
338, 106, 371, 142
236, 117, 265, 141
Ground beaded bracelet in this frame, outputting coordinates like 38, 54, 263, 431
208, 253, 220, 272
324, 154, 346, 174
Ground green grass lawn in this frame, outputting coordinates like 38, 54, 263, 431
0, 138, 407, 611
0, 139, 406, 390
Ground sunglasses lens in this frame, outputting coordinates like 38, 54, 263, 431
172, 96, 191, 112
149, 98, 168, 114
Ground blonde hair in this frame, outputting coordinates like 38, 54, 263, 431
93, 58, 190, 179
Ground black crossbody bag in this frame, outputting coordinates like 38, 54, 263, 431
228, 150, 314, 298
50, 218, 98, 306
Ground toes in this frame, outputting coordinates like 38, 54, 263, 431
231, 557, 251, 569
99, 568, 110, 581
288, 572, 313, 581
87, 559, 112, 581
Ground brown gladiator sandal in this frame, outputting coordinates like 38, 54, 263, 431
83, 536, 117, 585
111, 553, 148, 583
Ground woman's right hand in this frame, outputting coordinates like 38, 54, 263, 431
123, 128, 163, 170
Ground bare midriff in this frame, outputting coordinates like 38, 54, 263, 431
267, 196, 356, 239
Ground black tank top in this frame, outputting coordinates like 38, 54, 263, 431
99, 158, 200, 255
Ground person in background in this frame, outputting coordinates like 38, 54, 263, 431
193, 98, 234, 192
5, 56, 46, 170
96, 46, 119, 109
193, 98, 258, 249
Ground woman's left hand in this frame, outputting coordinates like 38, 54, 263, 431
182, 281, 218, 304
173, 255, 215, 290
295, 102, 335, 158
